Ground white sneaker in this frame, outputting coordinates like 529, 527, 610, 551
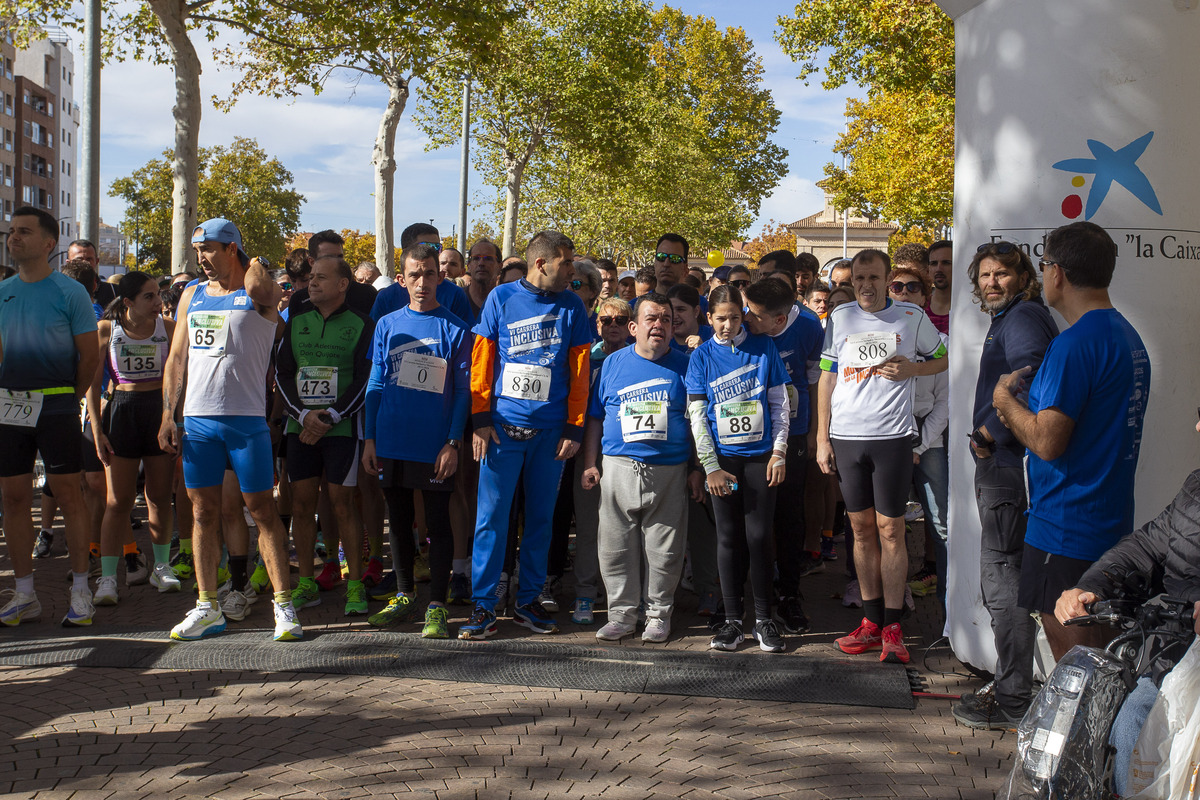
61, 587, 95, 627
272, 600, 303, 641
94, 575, 119, 606
0, 591, 42, 626
641, 618, 670, 643
124, 552, 149, 586
241, 583, 258, 605
170, 602, 226, 641
150, 563, 182, 593
216, 578, 233, 603
596, 620, 635, 641
221, 589, 252, 621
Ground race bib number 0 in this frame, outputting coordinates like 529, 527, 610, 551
842, 331, 897, 369
0, 389, 43, 429
396, 352, 447, 394
620, 400, 667, 442
188, 311, 230, 358
118, 344, 161, 379
501, 363, 551, 403
715, 399, 763, 445
297, 366, 337, 404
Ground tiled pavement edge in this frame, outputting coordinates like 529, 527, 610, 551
0, 514, 1017, 798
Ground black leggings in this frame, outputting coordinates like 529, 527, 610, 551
711, 453, 777, 621
384, 487, 452, 600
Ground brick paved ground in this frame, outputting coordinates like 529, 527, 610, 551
0, 505, 1017, 798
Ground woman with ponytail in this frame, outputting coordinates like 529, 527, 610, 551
85, 271, 178, 606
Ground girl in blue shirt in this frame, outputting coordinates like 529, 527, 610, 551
684, 285, 790, 653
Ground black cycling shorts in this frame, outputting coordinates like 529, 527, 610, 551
286, 433, 360, 487
103, 390, 166, 460
378, 457, 455, 493
830, 435, 913, 518
0, 413, 83, 477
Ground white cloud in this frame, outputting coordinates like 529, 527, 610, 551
752, 174, 826, 233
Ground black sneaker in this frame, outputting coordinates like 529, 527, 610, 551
707, 600, 727, 632
513, 601, 559, 634
797, 551, 825, 577
773, 595, 810, 634
753, 619, 786, 653
957, 680, 997, 712
32, 530, 53, 559
369, 571, 398, 601
951, 696, 1024, 731
709, 620, 745, 651
446, 572, 471, 605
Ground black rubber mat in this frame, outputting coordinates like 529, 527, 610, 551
0, 628, 915, 709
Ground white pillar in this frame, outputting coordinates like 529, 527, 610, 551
940, 0, 1200, 672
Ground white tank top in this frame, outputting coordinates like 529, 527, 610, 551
108, 316, 170, 385
182, 281, 278, 418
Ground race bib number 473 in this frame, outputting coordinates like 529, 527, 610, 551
297, 366, 337, 404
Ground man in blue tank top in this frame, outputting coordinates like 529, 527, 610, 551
158, 217, 303, 643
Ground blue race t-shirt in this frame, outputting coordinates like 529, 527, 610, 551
684, 332, 789, 458
365, 305, 472, 463
1024, 308, 1150, 561
770, 307, 824, 437
588, 346, 692, 465
474, 280, 593, 430
371, 279, 471, 325
0, 271, 98, 415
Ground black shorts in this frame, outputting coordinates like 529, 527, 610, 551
103, 390, 165, 460
1018, 543, 1095, 615
81, 426, 104, 473
378, 457, 455, 493
286, 433, 360, 487
830, 435, 913, 518
0, 412, 84, 478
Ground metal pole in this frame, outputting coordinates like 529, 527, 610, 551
457, 79, 471, 253
841, 152, 848, 259
77, 0, 101, 244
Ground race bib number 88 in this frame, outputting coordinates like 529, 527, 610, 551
715, 399, 763, 445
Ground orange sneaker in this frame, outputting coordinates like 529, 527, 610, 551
880, 622, 910, 664
836, 617, 882, 654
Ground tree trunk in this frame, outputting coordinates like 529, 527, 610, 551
373, 73, 409, 276
501, 157, 524, 259
149, 0, 201, 274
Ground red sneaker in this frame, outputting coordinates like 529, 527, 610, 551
315, 560, 343, 591
361, 557, 384, 588
836, 617, 883, 654
880, 623, 910, 664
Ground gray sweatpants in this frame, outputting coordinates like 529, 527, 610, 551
598, 456, 688, 625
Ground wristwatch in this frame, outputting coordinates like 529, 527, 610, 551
971, 429, 995, 451
445, 439, 461, 449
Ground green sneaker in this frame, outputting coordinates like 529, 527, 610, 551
344, 582, 368, 616
249, 561, 270, 594
368, 593, 419, 628
422, 605, 450, 639
292, 579, 321, 609
171, 550, 194, 580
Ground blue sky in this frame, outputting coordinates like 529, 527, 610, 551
92, 1, 858, 245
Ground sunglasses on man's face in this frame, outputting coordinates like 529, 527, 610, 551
978, 241, 1016, 254
655, 253, 686, 264
599, 315, 629, 327
730, 279, 750, 288
571, 279, 586, 290
889, 281, 923, 294
277, 282, 293, 291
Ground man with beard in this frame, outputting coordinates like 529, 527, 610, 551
952, 241, 1057, 731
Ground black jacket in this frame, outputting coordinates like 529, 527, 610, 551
1076, 468, 1200, 604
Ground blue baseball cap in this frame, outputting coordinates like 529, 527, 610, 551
712, 265, 732, 282
191, 218, 250, 266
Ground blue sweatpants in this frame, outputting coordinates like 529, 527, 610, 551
471, 426, 566, 607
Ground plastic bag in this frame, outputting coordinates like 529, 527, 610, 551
1129, 638, 1200, 800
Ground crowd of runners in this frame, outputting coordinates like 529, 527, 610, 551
0, 206, 1153, 697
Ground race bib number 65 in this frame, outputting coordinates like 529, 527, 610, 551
188, 311, 230, 358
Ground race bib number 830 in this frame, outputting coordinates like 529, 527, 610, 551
501, 363, 551, 403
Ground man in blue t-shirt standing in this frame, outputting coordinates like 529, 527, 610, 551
0, 207, 101, 628
458, 230, 592, 639
581, 293, 703, 643
992, 221, 1150, 663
